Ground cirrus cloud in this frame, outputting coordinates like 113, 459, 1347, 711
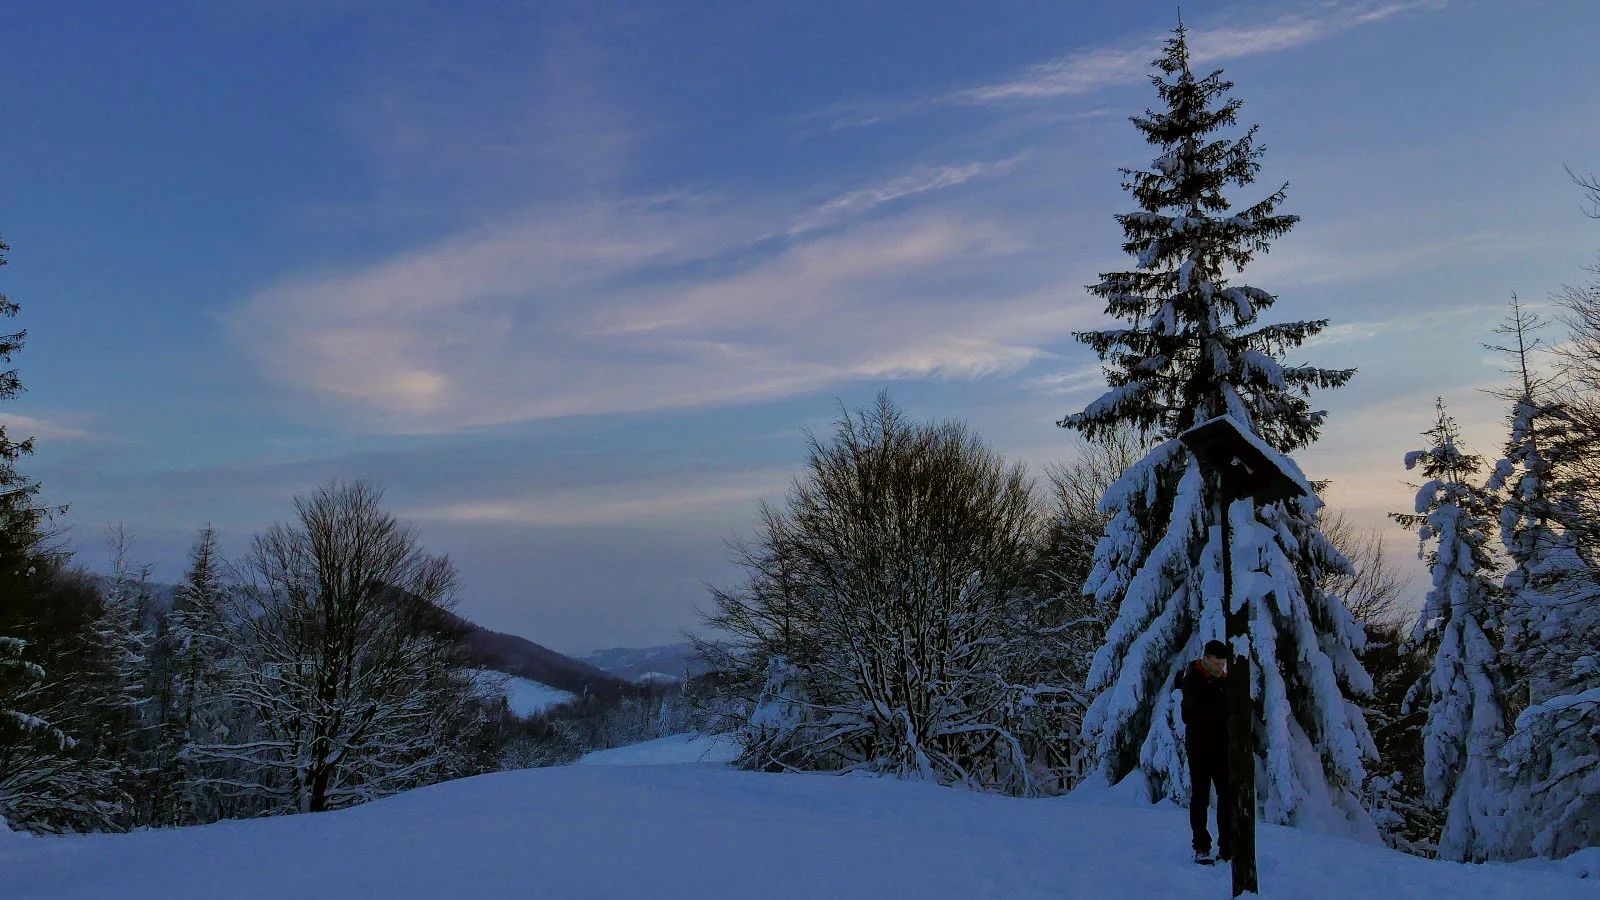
230, 167, 1099, 435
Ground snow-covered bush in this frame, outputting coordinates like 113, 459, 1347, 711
700, 393, 1047, 795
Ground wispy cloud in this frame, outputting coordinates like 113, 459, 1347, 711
1023, 363, 1108, 397
787, 152, 1031, 235
1300, 306, 1495, 348
231, 195, 1095, 434
952, 1, 1442, 105
817, 0, 1444, 130
1248, 228, 1538, 289
400, 468, 795, 527
0, 412, 96, 441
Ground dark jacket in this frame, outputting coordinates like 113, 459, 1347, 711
1179, 660, 1229, 750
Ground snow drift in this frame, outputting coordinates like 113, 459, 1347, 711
1, 734, 1591, 899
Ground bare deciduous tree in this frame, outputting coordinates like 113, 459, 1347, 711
188, 479, 482, 814
1319, 509, 1415, 630
699, 393, 1044, 794
1025, 426, 1153, 787
1551, 269, 1600, 576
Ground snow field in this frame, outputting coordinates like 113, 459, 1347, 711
501, 676, 576, 718
1, 735, 1593, 899
575, 731, 739, 766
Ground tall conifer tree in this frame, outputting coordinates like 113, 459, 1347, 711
0, 231, 80, 832
1484, 299, 1600, 861
1061, 24, 1377, 835
1392, 400, 1508, 861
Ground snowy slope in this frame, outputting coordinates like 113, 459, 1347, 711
3, 743, 1593, 899
501, 675, 575, 717
576, 731, 738, 766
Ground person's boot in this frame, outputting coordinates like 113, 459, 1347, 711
1218, 846, 1232, 863
1193, 848, 1215, 866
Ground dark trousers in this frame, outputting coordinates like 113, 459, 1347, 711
1188, 742, 1231, 855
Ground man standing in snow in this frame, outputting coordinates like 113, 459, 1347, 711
1181, 640, 1232, 864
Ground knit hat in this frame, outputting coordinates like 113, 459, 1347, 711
1203, 639, 1229, 659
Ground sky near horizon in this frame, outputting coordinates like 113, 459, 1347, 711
1, 0, 1595, 654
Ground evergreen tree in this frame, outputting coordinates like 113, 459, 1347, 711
0, 231, 98, 832
0, 233, 50, 571
165, 524, 232, 823
0, 633, 77, 827
93, 525, 155, 828
1391, 400, 1509, 862
1485, 298, 1600, 860
0, 230, 49, 735
1059, 23, 1377, 836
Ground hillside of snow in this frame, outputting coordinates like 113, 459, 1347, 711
3, 736, 1594, 899
576, 731, 738, 766
500, 675, 576, 717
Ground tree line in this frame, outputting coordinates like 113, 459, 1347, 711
0, 475, 516, 832
690, 24, 1599, 868
1, 20, 1594, 872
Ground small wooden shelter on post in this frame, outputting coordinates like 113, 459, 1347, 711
1180, 414, 1310, 898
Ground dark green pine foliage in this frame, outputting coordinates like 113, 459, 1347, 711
1066, 26, 1351, 448
1060, 25, 1378, 835
0, 235, 50, 564
0, 232, 100, 833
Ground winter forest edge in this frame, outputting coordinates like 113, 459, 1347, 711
2, 20, 1598, 884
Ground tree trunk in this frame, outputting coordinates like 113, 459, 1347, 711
1219, 484, 1259, 895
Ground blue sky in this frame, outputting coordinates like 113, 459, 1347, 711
1, 0, 1595, 654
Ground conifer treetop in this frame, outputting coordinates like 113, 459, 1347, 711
1061, 24, 1352, 453
1392, 399, 1500, 643
0, 232, 52, 569
1062, 27, 1377, 832
0, 234, 30, 459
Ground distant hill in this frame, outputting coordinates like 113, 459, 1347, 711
579, 642, 718, 683
88, 572, 624, 700
408, 601, 627, 698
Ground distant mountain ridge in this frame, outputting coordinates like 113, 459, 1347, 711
91, 573, 623, 699
579, 642, 716, 683
408, 602, 627, 698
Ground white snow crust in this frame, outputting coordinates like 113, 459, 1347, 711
3, 739, 1593, 899
576, 732, 739, 766
500, 676, 576, 718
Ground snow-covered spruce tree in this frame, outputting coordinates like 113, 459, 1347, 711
0, 568, 129, 833
1059, 24, 1378, 835
160, 524, 234, 824
86, 525, 165, 829
1391, 400, 1509, 862
1487, 295, 1600, 860
0, 635, 77, 824
0, 231, 74, 831
0, 232, 126, 833
1318, 513, 1438, 853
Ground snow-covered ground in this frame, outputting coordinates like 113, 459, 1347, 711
500, 675, 575, 717
3, 735, 1594, 899
576, 731, 739, 766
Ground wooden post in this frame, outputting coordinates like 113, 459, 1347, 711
1182, 416, 1308, 896
1220, 492, 1259, 896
